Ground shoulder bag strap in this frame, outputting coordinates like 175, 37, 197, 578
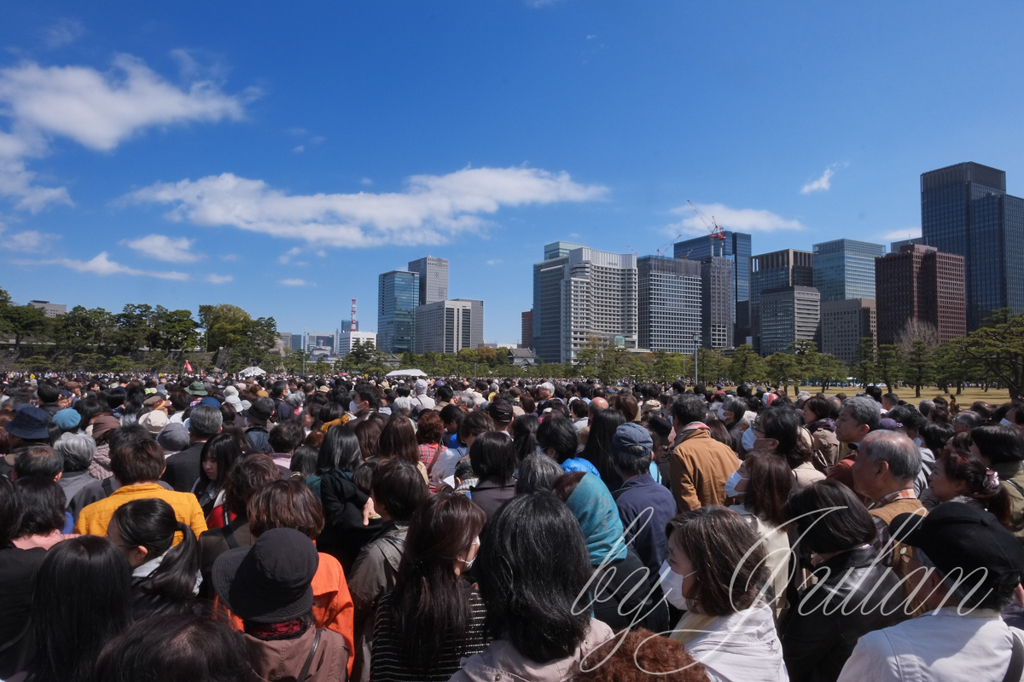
223, 523, 240, 550
1003, 633, 1024, 682
297, 628, 323, 682
101, 476, 114, 497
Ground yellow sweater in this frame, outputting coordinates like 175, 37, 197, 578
75, 482, 208, 541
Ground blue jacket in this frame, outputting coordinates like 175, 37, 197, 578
612, 474, 677, 577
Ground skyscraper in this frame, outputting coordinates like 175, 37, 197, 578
674, 231, 752, 338
874, 244, 966, 345
521, 310, 533, 349
415, 299, 484, 353
531, 242, 582, 363
377, 270, 419, 354
921, 162, 1024, 329
759, 286, 820, 356
820, 299, 876, 365
749, 249, 814, 353
700, 256, 735, 349
532, 242, 637, 364
637, 256, 702, 353
407, 256, 449, 306
812, 239, 885, 302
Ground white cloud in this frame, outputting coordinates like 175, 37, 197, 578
293, 145, 305, 154
5, 230, 55, 252
126, 166, 608, 248
123, 234, 201, 263
0, 54, 255, 210
801, 168, 834, 194
280, 278, 312, 287
360, 178, 373, 186
486, 259, 502, 266
278, 246, 303, 264
668, 202, 804, 236
221, 253, 239, 261
24, 251, 188, 280
206, 274, 233, 284
44, 19, 85, 49
880, 227, 921, 242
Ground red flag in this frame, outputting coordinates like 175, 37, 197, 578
185, 360, 193, 373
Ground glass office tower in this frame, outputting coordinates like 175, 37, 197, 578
921, 162, 1024, 330
675, 231, 751, 336
812, 239, 885, 302
377, 270, 420, 354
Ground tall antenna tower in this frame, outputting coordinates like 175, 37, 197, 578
350, 298, 357, 332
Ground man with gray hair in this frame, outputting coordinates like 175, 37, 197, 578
536, 382, 555, 402
852, 430, 927, 579
827, 396, 881, 492
162, 404, 223, 492
55, 433, 96, 506
953, 411, 984, 434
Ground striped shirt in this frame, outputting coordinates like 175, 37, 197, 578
371, 588, 489, 681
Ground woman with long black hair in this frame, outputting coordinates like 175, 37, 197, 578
580, 408, 627, 490
510, 413, 540, 463
19, 535, 132, 682
371, 493, 489, 681
107, 498, 202, 617
191, 433, 243, 519
316, 424, 378, 571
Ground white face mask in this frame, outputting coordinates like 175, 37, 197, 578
913, 436, 923, 448
1001, 418, 1014, 428
349, 400, 359, 413
724, 470, 747, 498
716, 407, 726, 420
742, 427, 757, 451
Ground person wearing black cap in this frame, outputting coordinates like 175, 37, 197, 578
242, 397, 275, 455
837, 503, 1024, 682
212, 527, 350, 681
1, 404, 52, 477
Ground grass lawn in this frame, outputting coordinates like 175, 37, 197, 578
792, 385, 1012, 405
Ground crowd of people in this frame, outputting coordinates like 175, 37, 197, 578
2, 372, 1024, 681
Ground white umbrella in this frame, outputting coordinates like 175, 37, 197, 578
385, 368, 427, 378
239, 366, 267, 377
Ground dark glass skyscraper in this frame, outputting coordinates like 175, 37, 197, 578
921, 162, 1024, 330
749, 249, 814, 354
812, 239, 885, 302
674, 231, 751, 336
377, 270, 419, 354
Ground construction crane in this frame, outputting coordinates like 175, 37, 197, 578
656, 233, 682, 257
687, 200, 726, 257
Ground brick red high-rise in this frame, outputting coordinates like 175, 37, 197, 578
875, 244, 966, 345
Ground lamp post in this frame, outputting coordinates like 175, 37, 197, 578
693, 333, 701, 386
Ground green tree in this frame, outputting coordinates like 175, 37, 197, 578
696, 347, 727, 385
813, 354, 848, 391
2, 303, 50, 351
764, 353, 798, 394
789, 340, 821, 388
51, 306, 116, 363
903, 340, 935, 398
876, 344, 904, 395
151, 306, 200, 351
851, 337, 877, 388
728, 344, 764, 384
960, 309, 1024, 400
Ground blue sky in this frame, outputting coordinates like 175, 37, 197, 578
2, 1, 1023, 344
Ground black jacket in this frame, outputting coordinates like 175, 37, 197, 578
0, 544, 45, 678
161, 441, 205, 493
468, 476, 516, 523
317, 470, 382, 573
780, 545, 904, 682
591, 546, 670, 634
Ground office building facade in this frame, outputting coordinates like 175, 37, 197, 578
415, 299, 484, 354
305, 332, 337, 354
531, 242, 584, 363
337, 331, 377, 357
759, 286, 821, 356
521, 310, 533, 349
638, 256, 702, 353
560, 247, 637, 364
750, 249, 814, 354
891, 237, 924, 253
27, 300, 66, 317
377, 270, 420, 354
820, 298, 876, 365
675, 231, 752, 337
700, 256, 735, 350
407, 256, 449, 306
812, 239, 885, 302
921, 162, 1024, 329
875, 244, 966, 346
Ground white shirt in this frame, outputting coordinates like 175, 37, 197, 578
686, 601, 789, 682
430, 445, 466, 489
838, 607, 1024, 682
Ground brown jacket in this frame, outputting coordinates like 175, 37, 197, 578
668, 429, 739, 513
244, 626, 349, 682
